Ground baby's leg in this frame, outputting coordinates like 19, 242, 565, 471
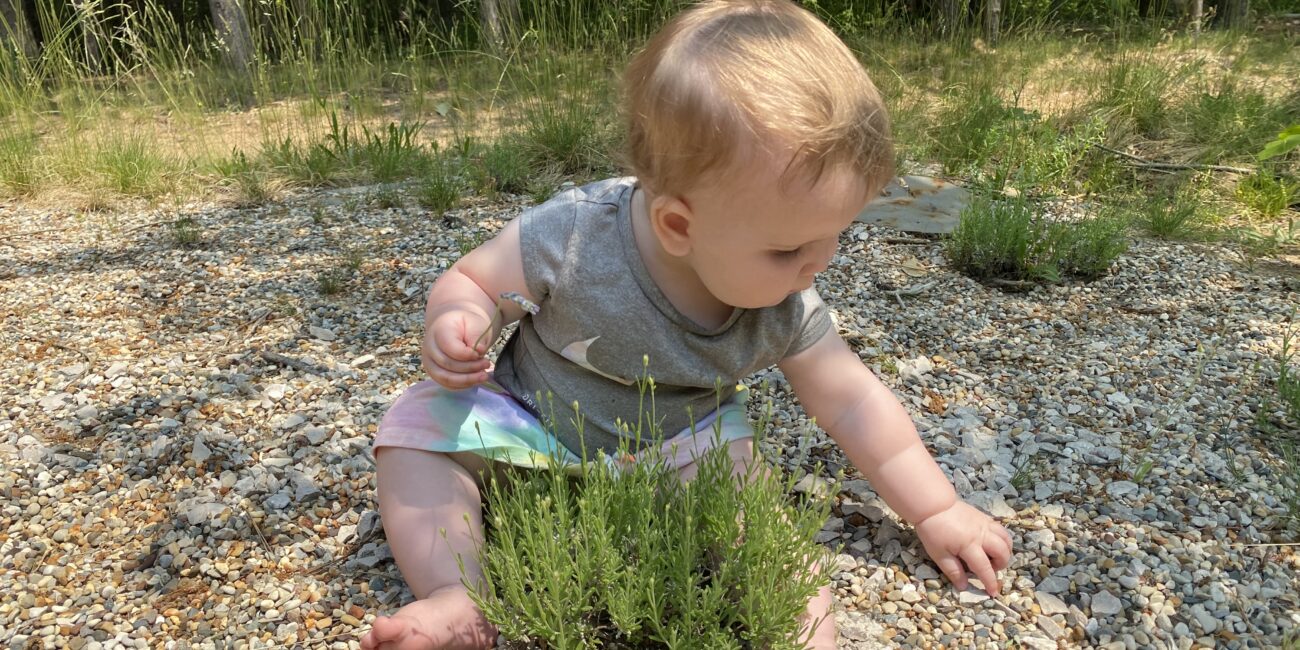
676, 439, 837, 649
360, 448, 498, 650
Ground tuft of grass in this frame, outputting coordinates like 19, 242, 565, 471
213, 149, 272, 204
1092, 57, 1180, 138
416, 156, 466, 214
472, 384, 832, 648
1236, 170, 1300, 221
519, 102, 618, 178
368, 186, 404, 210
331, 117, 431, 183
263, 136, 343, 187
96, 134, 172, 197
317, 269, 349, 296
1134, 177, 1224, 240
473, 139, 534, 196
169, 216, 202, 247
0, 130, 41, 196
1174, 79, 1297, 164
945, 195, 1128, 283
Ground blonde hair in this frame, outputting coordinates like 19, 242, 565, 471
624, 0, 894, 198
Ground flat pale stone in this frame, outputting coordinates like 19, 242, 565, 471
1036, 590, 1069, 616
855, 175, 969, 234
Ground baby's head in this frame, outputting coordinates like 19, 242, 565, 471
624, 0, 894, 309
625, 0, 893, 199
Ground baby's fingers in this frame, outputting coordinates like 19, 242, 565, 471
986, 526, 1013, 572
960, 543, 999, 597
933, 553, 968, 592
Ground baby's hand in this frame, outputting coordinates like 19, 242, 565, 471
422, 308, 493, 389
913, 500, 1013, 596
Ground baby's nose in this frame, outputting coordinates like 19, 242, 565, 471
803, 242, 836, 274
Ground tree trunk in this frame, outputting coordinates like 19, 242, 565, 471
480, 0, 519, 52
1219, 0, 1249, 28
210, 0, 253, 72
0, 0, 35, 58
983, 0, 1000, 44
1191, 0, 1203, 34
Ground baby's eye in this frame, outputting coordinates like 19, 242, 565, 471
770, 249, 800, 260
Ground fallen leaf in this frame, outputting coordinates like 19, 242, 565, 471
899, 256, 928, 277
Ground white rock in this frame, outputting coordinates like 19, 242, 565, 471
186, 502, 229, 526
957, 586, 990, 605
38, 394, 68, 411
351, 354, 376, 368
105, 361, 130, 378
1037, 614, 1066, 639
277, 414, 306, 430
263, 383, 288, 401
1026, 529, 1055, 547
1106, 481, 1139, 498
75, 404, 99, 421
896, 356, 934, 383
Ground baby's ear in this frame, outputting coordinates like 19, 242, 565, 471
650, 195, 694, 257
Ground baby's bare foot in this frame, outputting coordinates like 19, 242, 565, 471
359, 586, 497, 650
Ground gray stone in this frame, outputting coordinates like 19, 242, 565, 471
1106, 481, 1140, 498
308, 326, 337, 341
1038, 576, 1071, 594
1091, 590, 1124, 616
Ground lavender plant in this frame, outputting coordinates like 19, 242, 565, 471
467, 378, 833, 649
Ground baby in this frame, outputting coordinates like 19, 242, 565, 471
361, 1, 1012, 648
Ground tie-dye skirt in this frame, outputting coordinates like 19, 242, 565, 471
372, 378, 755, 473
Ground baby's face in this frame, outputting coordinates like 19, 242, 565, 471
682, 156, 872, 309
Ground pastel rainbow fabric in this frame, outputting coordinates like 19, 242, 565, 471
373, 379, 754, 474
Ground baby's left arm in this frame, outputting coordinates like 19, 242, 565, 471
778, 330, 1013, 595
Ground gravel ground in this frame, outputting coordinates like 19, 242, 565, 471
2, 186, 1298, 650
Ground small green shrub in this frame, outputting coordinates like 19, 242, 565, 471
946, 196, 1128, 283
473, 393, 832, 649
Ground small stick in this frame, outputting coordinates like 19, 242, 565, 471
891, 281, 937, 307
881, 236, 934, 245
473, 292, 540, 353
1090, 142, 1254, 174
260, 350, 328, 375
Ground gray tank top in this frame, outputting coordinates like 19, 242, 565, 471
493, 177, 831, 457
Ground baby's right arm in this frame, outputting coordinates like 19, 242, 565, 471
421, 219, 535, 389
